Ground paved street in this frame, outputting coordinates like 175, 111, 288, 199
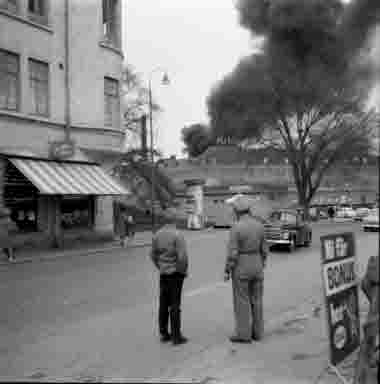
0, 222, 378, 381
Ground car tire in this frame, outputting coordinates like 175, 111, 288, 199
288, 237, 296, 252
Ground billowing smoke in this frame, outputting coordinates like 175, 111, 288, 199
236, 0, 380, 89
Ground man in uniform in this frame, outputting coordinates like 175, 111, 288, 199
224, 195, 268, 343
150, 219, 189, 345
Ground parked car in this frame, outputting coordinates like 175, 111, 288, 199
354, 207, 370, 221
336, 206, 356, 219
264, 209, 312, 252
362, 209, 379, 232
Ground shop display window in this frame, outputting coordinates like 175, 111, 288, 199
61, 196, 94, 230
8, 203, 38, 232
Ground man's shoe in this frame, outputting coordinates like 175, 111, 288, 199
172, 335, 188, 345
229, 336, 251, 343
160, 333, 171, 343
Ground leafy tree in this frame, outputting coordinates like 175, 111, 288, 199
121, 65, 161, 150
207, 0, 379, 214
116, 66, 176, 208
113, 149, 176, 208
181, 123, 213, 157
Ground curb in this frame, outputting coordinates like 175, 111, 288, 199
0, 241, 151, 267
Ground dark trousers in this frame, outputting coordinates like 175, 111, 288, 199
159, 272, 185, 339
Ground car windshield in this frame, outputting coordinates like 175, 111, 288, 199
271, 211, 297, 224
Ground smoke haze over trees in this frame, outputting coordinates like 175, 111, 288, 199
181, 123, 213, 157
207, 0, 379, 212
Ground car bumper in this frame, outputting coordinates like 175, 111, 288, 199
266, 239, 291, 245
363, 223, 379, 230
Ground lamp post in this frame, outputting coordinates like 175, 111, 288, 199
148, 68, 170, 232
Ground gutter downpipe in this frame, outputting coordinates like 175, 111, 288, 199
51, 0, 71, 249
64, 0, 71, 141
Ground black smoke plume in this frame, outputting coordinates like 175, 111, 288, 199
236, 0, 380, 83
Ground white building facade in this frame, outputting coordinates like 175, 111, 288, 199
0, 0, 128, 248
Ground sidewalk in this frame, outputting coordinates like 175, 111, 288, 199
0, 231, 153, 266
157, 299, 367, 384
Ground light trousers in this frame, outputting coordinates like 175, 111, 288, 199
232, 275, 264, 341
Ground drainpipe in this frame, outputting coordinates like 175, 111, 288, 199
64, 0, 71, 141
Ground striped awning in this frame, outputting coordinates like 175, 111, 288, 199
9, 158, 129, 195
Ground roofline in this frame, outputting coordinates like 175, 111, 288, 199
0, 152, 99, 166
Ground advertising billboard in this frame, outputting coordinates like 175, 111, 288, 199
320, 232, 361, 366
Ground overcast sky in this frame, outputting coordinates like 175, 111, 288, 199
123, 1, 379, 158
123, 0, 256, 157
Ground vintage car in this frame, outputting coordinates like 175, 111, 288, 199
264, 209, 312, 252
362, 209, 379, 232
354, 207, 370, 222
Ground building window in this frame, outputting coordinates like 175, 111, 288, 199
3, 161, 39, 233
61, 196, 95, 230
29, 59, 49, 116
0, 50, 19, 111
28, 0, 48, 25
104, 77, 120, 127
102, 0, 119, 47
0, 0, 18, 13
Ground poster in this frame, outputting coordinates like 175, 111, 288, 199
320, 232, 360, 366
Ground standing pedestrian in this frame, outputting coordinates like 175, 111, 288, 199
119, 206, 130, 247
0, 207, 15, 262
127, 214, 135, 238
150, 218, 188, 345
224, 196, 268, 343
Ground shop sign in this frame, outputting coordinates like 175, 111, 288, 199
50, 140, 75, 160
320, 232, 360, 366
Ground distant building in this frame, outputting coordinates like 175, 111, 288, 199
160, 143, 379, 206
0, 0, 128, 248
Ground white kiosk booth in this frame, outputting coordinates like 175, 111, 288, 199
184, 179, 205, 230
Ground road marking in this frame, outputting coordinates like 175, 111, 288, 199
185, 281, 227, 297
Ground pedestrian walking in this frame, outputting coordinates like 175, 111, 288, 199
0, 207, 15, 262
150, 218, 188, 345
224, 195, 268, 343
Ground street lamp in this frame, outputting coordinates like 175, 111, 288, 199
148, 68, 170, 232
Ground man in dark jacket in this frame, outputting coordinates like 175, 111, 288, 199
150, 220, 189, 345
224, 196, 268, 343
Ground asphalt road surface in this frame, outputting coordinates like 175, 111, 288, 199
0, 221, 377, 380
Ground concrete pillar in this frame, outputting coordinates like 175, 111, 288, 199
94, 195, 114, 233
47, 196, 63, 248
184, 179, 205, 229
37, 196, 50, 232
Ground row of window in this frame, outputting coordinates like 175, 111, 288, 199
0, 0, 48, 25
0, 49, 120, 127
0, 49, 49, 115
1, 0, 119, 48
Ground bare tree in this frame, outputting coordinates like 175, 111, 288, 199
207, 0, 380, 214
